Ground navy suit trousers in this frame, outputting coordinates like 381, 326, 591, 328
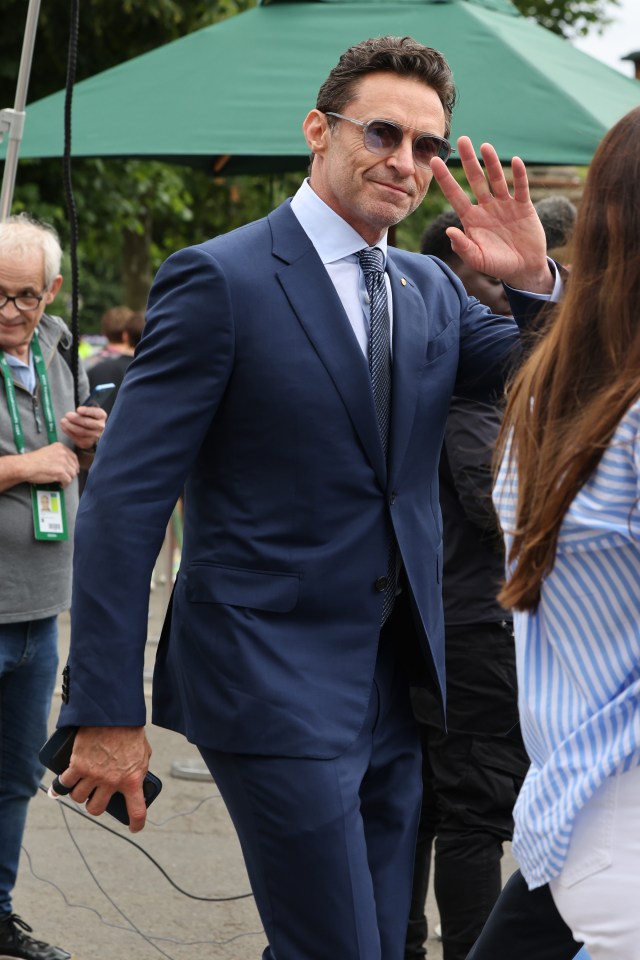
198, 618, 422, 960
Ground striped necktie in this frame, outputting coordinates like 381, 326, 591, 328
357, 246, 391, 457
357, 246, 395, 623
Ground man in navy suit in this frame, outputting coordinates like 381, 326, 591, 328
55, 36, 554, 960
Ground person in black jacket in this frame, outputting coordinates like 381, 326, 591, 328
405, 210, 530, 960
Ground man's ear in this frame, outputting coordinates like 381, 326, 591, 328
44, 275, 63, 304
302, 109, 330, 156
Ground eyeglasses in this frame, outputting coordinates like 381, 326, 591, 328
0, 292, 44, 312
324, 112, 452, 167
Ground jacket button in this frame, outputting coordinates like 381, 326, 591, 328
389, 492, 397, 505
375, 576, 389, 592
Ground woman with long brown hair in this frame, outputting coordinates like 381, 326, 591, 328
493, 105, 640, 959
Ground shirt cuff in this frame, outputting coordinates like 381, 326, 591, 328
504, 257, 563, 303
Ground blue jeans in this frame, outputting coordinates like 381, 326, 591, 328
0, 617, 59, 917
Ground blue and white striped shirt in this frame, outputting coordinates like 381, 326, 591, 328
493, 397, 640, 888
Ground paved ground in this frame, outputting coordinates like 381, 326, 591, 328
16, 556, 516, 960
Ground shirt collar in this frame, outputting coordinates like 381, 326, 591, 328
4, 348, 32, 371
290, 179, 388, 266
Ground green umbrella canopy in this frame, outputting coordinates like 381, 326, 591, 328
4, 0, 640, 173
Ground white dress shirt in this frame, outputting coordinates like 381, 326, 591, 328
290, 179, 393, 358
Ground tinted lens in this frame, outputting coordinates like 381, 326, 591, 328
363, 120, 451, 166
364, 120, 403, 155
414, 134, 451, 165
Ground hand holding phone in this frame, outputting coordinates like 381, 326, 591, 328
40, 726, 161, 826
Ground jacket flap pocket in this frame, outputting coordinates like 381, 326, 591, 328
425, 317, 458, 365
186, 563, 299, 612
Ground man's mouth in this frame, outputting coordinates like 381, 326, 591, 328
370, 178, 414, 198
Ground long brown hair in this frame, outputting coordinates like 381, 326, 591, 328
496, 105, 640, 612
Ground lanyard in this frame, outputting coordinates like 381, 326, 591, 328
0, 331, 58, 453
1, 332, 69, 541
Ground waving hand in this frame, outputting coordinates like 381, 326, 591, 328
430, 137, 552, 293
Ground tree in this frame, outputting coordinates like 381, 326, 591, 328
1, 1, 251, 105
510, 0, 619, 38
2, 1, 261, 329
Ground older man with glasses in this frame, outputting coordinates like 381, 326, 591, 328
0, 213, 105, 960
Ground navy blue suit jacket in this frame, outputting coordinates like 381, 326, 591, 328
60, 200, 526, 758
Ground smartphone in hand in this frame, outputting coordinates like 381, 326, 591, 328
81, 383, 116, 408
39, 726, 162, 825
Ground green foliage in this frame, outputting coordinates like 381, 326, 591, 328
0, 1, 253, 105
4, 0, 259, 330
11, 152, 304, 329
510, 0, 619, 38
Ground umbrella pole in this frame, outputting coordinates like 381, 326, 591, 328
0, 0, 42, 221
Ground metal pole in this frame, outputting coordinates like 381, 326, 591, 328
0, 0, 43, 220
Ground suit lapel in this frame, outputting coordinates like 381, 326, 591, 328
387, 256, 428, 485
270, 203, 387, 486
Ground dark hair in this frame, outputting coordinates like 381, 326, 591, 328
533, 195, 577, 251
420, 209, 462, 262
316, 36, 457, 139
101, 305, 136, 343
125, 311, 145, 348
496, 105, 640, 612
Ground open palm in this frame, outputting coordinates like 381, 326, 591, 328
430, 137, 550, 292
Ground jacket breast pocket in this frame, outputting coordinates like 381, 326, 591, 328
425, 318, 459, 366
185, 562, 299, 613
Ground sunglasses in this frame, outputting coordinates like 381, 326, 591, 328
325, 112, 452, 167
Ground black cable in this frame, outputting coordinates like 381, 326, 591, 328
59, 803, 176, 960
37, 783, 253, 903
21, 842, 263, 950
62, 0, 81, 407
62, 800, 185, 960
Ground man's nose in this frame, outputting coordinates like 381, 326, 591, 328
387, 136, 416, 176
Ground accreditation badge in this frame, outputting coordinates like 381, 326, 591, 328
31, 485, 68, 541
